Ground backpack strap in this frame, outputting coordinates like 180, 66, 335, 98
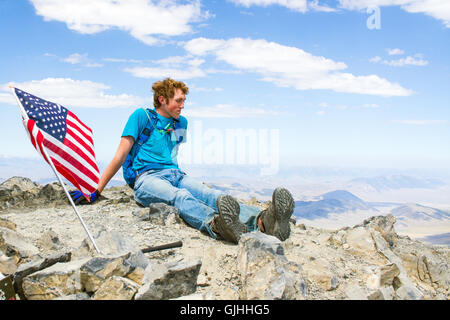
137, 108, 157, 146
122, 108, 156, 188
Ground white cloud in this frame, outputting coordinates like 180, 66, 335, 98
371, 55, 429, 67
231, 0, 450, 27
124, 55, 207, 80
103, 57, 143, 64
369, 56, 382, 63
229, 0, 335, 12
124, 66, 207, 80
387, 48, 405, 55
57, 53, 103, 67
318, 102, 380, 110
62, 53, 87, 64
229, 0, 308, 12
184, 37, 412, 96
308, 0, 337, 12
338, 0, 450, 28
183, 104, 281, 118
84, 62, 103, 68
1, 78, 146, 108
383, 56, 429, 66
29, 0, 209, 45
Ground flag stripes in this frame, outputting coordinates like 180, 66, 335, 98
14, 88, 99, 199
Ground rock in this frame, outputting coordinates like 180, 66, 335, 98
126, 266, 146, 285
396, 285, 425, 300
135, 202, 181, 226
237, 231, 307, 300
92, 276, 139, 300
0, 177, 41, 210
53, 292, 90, 300
345, 284, 368, 300
0, 253, 18, 275
344, 227, 378, 259
379, 263, 401, 286
296, 223, 307, 230
13, 251, 72, 299
74, 230, 149, 270
0, 217, 16, 231
370, 229, 424, 300
392, 239, 450, 292
368, 286, 395, 300
300, 256, 337, 291
362, 214, 398, 247
327, 275, 340, 291
38, 183, 66, 204
366, 263, 400, 289
36, 229, 63, 252
21, 258, 89, 300
80, 254, 133, 293
0, 227, 40, 262
135, 258, 202, 300
0, 177, 40, 192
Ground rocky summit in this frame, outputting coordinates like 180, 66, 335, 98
0, 176, 448, 300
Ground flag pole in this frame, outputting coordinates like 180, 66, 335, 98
9, 86, 101, 254
40, 146, 102, 254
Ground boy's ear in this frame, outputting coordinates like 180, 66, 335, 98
158, 95, 166, 105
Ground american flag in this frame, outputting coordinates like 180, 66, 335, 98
12, 88, 100, 200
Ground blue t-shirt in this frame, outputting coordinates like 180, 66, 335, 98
121, 108, 188, 172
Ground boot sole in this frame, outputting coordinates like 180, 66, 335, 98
216, 195, 249, 244
272, 187, 294, 241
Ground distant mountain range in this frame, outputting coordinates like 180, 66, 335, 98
294, 190, 375, 220
294, 189, 450, 226
346, 174, 446, 191
417, 233, 450, 246
392, 203, 450, 221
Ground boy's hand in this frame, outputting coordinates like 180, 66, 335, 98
69, 190, 100, 204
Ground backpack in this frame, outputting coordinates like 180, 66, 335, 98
122, 108, 185, 188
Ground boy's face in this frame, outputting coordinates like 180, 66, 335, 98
158, 88, 186, 119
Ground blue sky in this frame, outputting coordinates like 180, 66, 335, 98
1, 0, 449, 178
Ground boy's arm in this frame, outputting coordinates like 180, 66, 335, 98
97, 136, 134, 193
70, 136, 135, 204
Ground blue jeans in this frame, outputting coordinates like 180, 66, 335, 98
134, 168, 262, 239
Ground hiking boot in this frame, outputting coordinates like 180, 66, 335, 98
211, 195, 249, 244
259, 187, 294, 241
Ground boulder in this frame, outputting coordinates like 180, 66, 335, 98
0, 217, 16, 231
53, 292, 90, 300
73, 230, 149, 271
13, 251, 72, 299
92, 276, 140, 300
0, 177, 41, 210
133, 202, 181, 226
0, 227, 40, 262
36, 229, 63, 252
21, 258, 89, 300
80, 254, 133, 293
135, 258, 202, 300
370, 228, 424, 300
237, 231, 308, 300
0, 253, 18, 275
